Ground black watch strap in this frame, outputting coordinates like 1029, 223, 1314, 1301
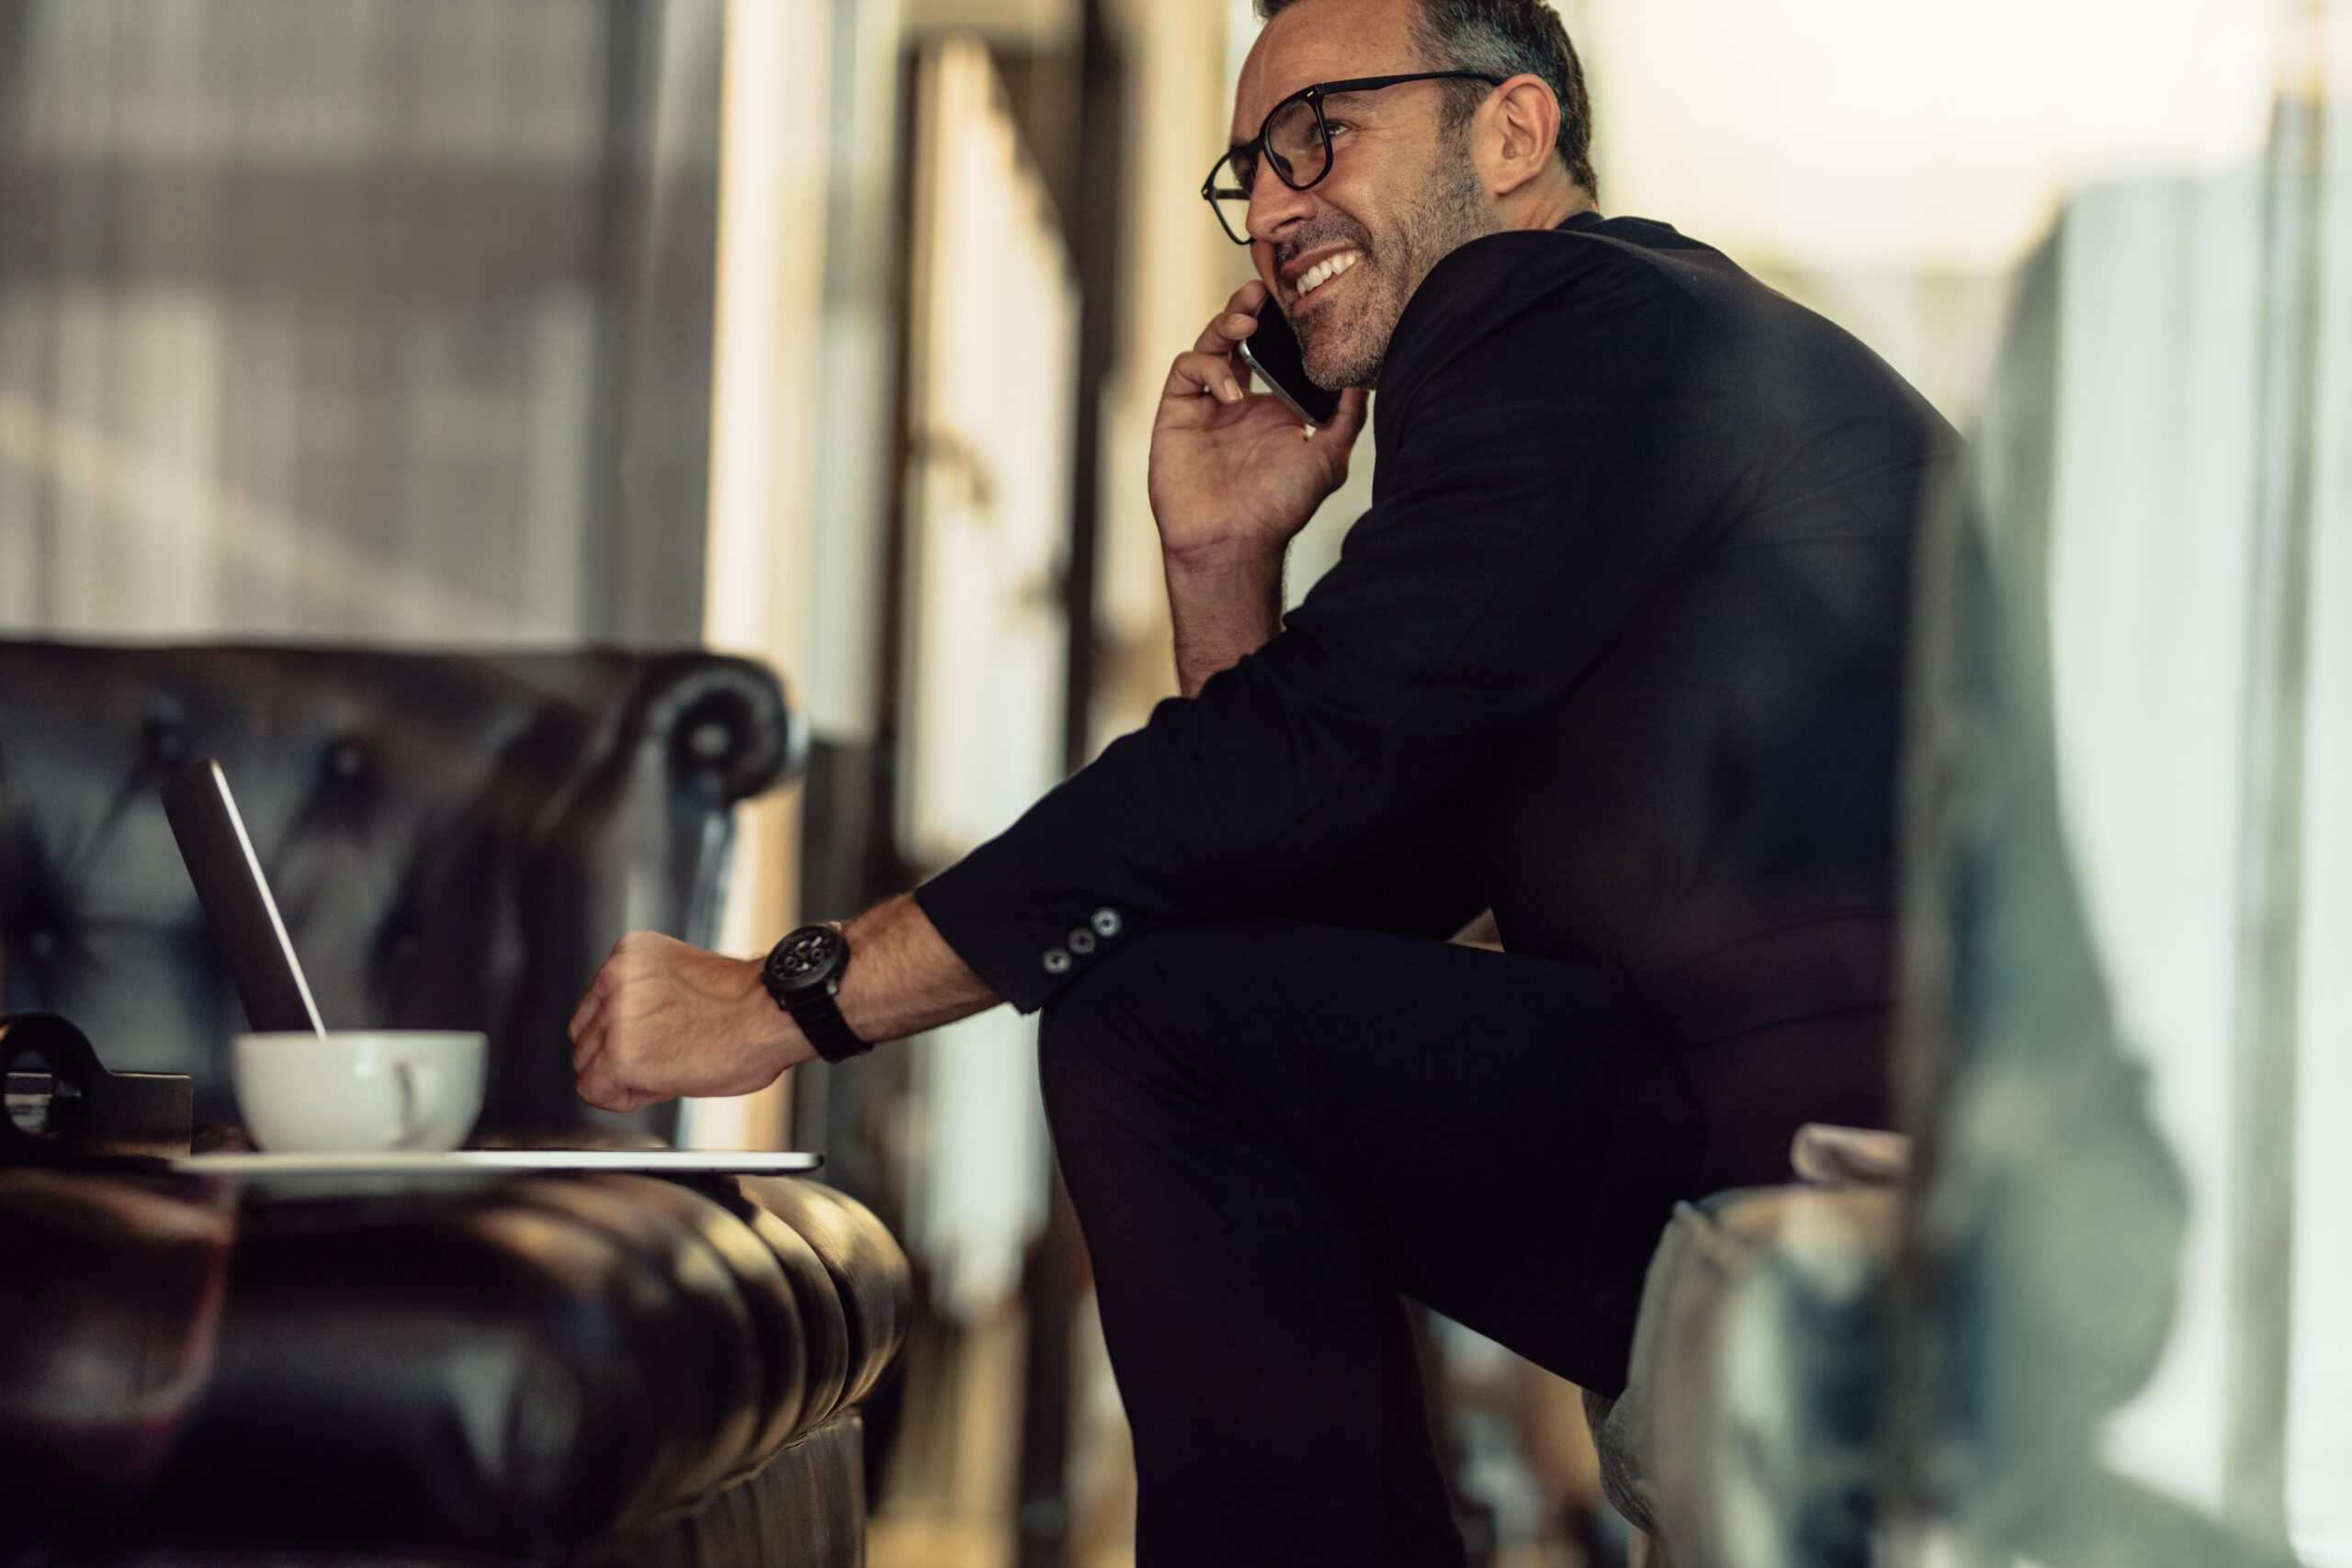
784, 984, 870, 1064
762, 923, 873, 1063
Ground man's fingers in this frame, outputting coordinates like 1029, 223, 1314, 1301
568, 970, 610, 1040
1167, 349, 1250, 405
579, 1050, 663, 1114
1189, 313, 1256, 355
1176, 281, 1283, 404
581, 1075, 638, 1114
1319, 387, 1371, 444
1190, 281, 1270, 357
575, 1039, 640, 1112
568, 932, 763, 1111
574, 1045, 616, 1107
571, 967, 656, 1070
570, 999, 605, 1070
569, 936, 648, 1035
1191, 307, 1261, 356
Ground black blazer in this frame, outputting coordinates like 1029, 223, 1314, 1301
919, 214, 1957, 1180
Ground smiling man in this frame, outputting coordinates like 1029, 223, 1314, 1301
567, 0, 1958, 1562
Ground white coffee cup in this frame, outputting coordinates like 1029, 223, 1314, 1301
234, 1031, 486, 1154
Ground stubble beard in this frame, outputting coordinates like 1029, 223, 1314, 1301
1293, 142, 1494, 390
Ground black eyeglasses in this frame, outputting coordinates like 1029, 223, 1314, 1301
1200, 72, 1503, 245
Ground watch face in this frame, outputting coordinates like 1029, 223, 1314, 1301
768, 925, 845, 990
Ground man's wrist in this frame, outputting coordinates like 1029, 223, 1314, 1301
1163, 535, 1288, 615
737, 957, 818, 1068
1162, 533, 1287, 577
757, 925, 875, 1063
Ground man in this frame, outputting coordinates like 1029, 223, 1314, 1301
568, 0, 1956, 1560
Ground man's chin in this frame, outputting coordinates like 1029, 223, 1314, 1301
1296, 304, 1387, 391
1298, 292, 1383, 392
1301, 342, 1377, 393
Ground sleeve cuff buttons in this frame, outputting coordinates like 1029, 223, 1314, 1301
1042, 908, 1125, 976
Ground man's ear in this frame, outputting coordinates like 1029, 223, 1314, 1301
1479, 73, 1562, 197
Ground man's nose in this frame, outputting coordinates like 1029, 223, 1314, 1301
1246, 157, 1316, 243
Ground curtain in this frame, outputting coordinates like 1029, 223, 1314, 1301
0, 0, 721, 647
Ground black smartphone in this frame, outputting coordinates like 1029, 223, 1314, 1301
1237, 293, 1341, 427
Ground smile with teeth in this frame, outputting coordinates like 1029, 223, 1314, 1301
1292, 250, 1362, 301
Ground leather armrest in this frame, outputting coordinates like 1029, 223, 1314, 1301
0, 1169, 233, 1520
737, 1179, 911, 1416
136, 1173, 908, 1553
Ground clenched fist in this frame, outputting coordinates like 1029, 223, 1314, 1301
567, 931, 811, 1113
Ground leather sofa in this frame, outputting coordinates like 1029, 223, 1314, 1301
0, 1162, 911, 1568
0, 641, 801, 1138
0, 641, 908, 1566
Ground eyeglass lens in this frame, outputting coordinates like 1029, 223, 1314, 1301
1211, 96, 1331, 243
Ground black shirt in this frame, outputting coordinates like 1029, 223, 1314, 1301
918, 213, 1957, 1062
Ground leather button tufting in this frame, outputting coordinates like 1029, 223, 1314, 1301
1042, 949, 1071, 975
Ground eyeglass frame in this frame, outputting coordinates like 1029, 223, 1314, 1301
1200, 71, 1505, 245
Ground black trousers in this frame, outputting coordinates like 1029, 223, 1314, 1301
1038, 919, 1692, 1568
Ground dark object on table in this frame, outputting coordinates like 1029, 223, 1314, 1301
0, 643, 800, 1140
0, 1012, 192, 1160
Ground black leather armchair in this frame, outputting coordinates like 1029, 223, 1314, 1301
0, 1164, 912, 1568
0, 642, 910, 1568
0, 642, 801, 1135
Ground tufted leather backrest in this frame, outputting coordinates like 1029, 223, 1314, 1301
0, 643, 800, 1136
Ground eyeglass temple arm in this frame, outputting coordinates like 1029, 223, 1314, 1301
1203, 72, 1502, 210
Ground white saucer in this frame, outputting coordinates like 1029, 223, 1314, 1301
174, 1149, 823, 1175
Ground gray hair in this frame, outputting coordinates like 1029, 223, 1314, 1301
1253, 0, 1598, 196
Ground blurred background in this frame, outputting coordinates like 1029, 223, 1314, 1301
1, 1, 2346, 1565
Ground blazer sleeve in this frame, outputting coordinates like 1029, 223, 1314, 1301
915, 236, 1732, 1011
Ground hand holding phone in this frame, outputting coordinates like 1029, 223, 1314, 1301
1147, 281, 1364, 577
1236, 295, 1342, 427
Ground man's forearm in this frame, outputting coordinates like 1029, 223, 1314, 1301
835, 892, 999, 1043
1166, 539, 1286, 697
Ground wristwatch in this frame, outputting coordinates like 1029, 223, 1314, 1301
760, 923, 872, 1063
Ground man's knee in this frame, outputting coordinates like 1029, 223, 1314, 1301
1037, 920, 1262, 1101
1037, 923, 1182, 1079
